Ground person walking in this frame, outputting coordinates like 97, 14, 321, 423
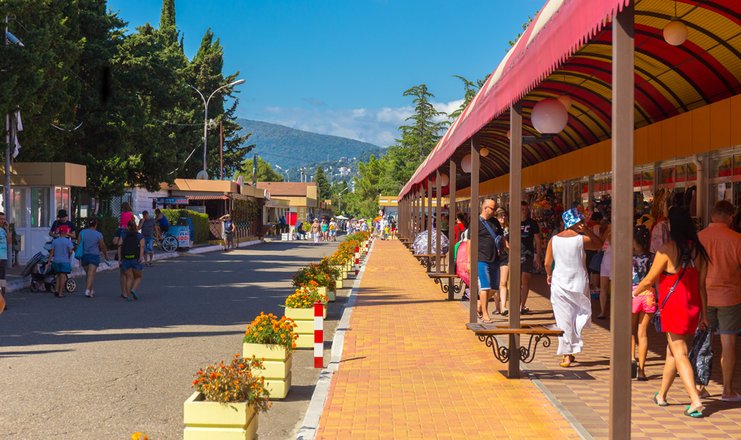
633, 207, 709, 417
47, 225, 74, 298
113, 202, 134, 248
119, 219, 145, 301
598, 219, 613, 319
0, 212, 8, 311
519, 201, 543, 314
631, 225, 655, 381
495, 208, 510, 316
544, 208, 603, 367
697, 200, 741, 401
477, 199, 504, 323
321, 219, 329, 241
78, 219, 108, 298
221, 214, 236, 250
329, 218, 338, 241
311, 219, 321, 244
138, 211, 156, 266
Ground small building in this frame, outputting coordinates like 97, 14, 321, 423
0, 162, 86, 264
256, 182, 318, 223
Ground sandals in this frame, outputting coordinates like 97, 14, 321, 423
130, 290, 139, 301
653, 392, 669, 407
559, 355, 575, 368
520, 307, 530, 315
683, 405, 704, 418
501, 310, 509, 317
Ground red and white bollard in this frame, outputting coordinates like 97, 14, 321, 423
313, 302, 323, 368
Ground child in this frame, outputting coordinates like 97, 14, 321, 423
47, 225, 74, 298
631, 224, 655, 381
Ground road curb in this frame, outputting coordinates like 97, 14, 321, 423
296, 239, 374, 440
7, 239, 263, 293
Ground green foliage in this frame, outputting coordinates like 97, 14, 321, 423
448, 74, 490, 120
508, 12, 538, 48
160, 209, 209, 243
400, 84, 448, 161
235, 156, 283, 183
315, 166, 331, 200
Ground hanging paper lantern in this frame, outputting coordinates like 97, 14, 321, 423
439, 173, 449, 187
461, 153, 472, 173
480, 147, 490, 158
557, 95, 573, 111
531, 98, 569, 134
663, 19, 687, 46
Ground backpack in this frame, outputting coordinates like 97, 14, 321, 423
122, 232, 140, 260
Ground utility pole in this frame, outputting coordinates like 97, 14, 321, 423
4, 15, 14, 262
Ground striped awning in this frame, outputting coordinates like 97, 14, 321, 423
400, 0, 740, 198
186, 195, 229, 201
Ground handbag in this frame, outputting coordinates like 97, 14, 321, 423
689, 327, 713, 386
651, 262, 687, 333
588, 251, 604, 273
74, 230, 86, 260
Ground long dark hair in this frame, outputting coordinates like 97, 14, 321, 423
668, 207, 709, 263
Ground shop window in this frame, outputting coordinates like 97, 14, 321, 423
714, 157, 733, 178
55, 186, 70, 216
660, 166, 675, 184
30, 187, 50, 228
11, 188, 26, 228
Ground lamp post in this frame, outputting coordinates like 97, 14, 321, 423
5, 16, 24, 263
188, 79, 245, 179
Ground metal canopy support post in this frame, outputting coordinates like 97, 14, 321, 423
447, 160, 458, 300
426, 179, 433, 272
435, 170, 442, 273
469, 139, 480, 323
508, 104, 523, 379
610, 3, 634, 440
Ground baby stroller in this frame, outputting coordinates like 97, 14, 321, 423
21, 238, 77, 293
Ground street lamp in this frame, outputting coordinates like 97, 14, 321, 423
4, 16, 24, 263
188, 78, 245, 179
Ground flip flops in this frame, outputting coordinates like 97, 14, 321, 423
130, 290, 139, 301
653, 393, 669, 407
683, 405, 704, 418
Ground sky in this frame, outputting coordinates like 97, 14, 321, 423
108, 0, 543, 147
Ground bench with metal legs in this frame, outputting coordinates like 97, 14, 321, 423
465, 323, 564, 364
427, 273, 460, 299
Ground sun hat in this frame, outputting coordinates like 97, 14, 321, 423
562, 208, 585, 229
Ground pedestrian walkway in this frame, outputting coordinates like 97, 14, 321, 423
506, 277, 741, 439
316, 239, 580, 439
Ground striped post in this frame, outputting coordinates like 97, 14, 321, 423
313, 302, 323, 368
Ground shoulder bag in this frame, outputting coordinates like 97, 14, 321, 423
74, 229, 86, 260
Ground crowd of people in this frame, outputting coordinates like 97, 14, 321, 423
447, 195, 741, 418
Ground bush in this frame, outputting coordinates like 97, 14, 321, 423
160, 209, 209, 244
192, 354, 271, 407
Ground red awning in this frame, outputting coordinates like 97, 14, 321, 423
400, 0, 631, 198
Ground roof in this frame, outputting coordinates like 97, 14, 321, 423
256, 181, 317, 197
165, 179, 239, 194
400, 0, 741, 198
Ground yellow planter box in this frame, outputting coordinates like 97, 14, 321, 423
242, 343, 292, 399
335, 280, 343, 290
183, 392, 258, 440
285, 306, 326, 349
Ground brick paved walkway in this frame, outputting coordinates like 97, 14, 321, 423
316, 240, 579, 439
502, 277, 741, 439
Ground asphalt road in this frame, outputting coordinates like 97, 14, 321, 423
0, 241, 347, 440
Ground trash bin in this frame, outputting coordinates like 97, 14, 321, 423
177, 217, 194, 248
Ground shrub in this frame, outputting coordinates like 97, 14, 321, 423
160, 209, 209, 243
243, 313, 298, 352
292, 263, 334, 289
285, 282, 328, 308
192, 354, 271, 409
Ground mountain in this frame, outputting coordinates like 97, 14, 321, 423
237, 119, 384, 182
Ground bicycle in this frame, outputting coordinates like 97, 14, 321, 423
155, 231, 179, 253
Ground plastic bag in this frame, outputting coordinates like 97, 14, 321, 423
455, 241, 470, 287
689, 328, 713, 386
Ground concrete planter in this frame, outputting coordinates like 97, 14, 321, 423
242, 343, 291, 399
183, 392, 258, 440
335, 279, 343, 290
285, 306, 326, 348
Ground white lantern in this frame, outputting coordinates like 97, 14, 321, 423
531, 98, 569, 134
557, 95, 573, 111
439, 173, 449, 187
663, 19, 687, 46
480, 147, 490, 158
461, 153, 472, 173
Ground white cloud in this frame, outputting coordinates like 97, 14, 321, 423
246, 99, 461, 148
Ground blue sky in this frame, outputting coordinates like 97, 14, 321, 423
108, 0, 543, 146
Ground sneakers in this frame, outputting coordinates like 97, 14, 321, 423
85, 290, 94, 298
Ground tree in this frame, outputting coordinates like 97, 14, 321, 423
350, 155, 385, 218
400, 84, 448, 160
448, 74, 490, 120
508, 12, 538, 48
315, 166, 331, 201
236, 156, 283, 182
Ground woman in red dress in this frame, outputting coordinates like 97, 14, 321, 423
633, 207, 709, 418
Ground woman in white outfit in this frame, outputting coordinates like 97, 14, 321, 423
545, 208, 603, 367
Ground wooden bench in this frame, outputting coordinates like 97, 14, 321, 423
427, 272, 461, 298
465, 323, 564, 364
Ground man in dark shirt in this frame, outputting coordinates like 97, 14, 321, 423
519, 201, 543, 314
49, 210, 76, 239
477, 198, 504, 323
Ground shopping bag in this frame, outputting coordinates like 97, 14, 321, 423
689, 327, 714, 386
455, 241, 470, 287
